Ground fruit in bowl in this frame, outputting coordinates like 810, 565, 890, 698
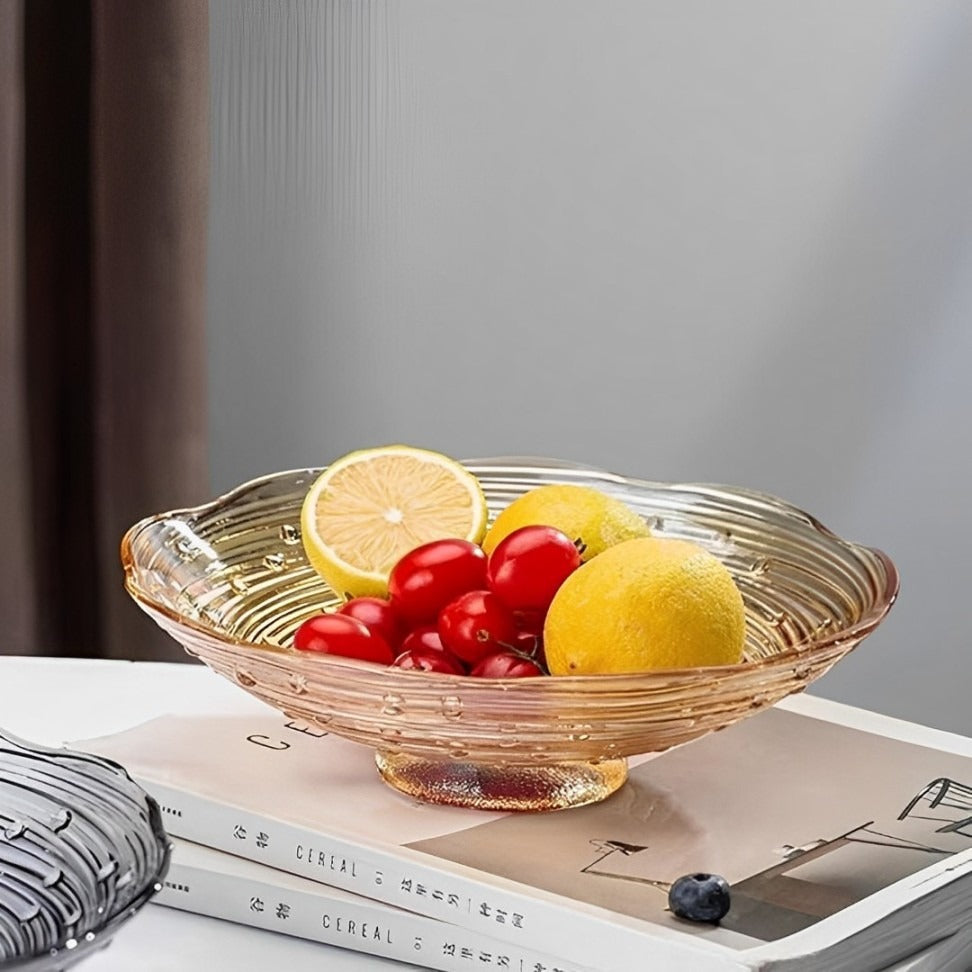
121, 449, 898, 811
544, 536, 746, 675
293, 445, 747, 681
299, 445, 488, 599
482, 481, 651, 559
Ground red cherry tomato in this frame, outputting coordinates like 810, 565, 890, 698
392, 647, 466, 675
388, 539, 488, 625
512, 607, 546, 635
531, 639, 548, 672
293, 613, 393, 664
437, 590, 517, 665
487, 525, 581, 614
337, 596, 404, 651
510, 616, 547, 670
400, 625, 447, 655
513, 629, 543, 659
470, 651, 545, 678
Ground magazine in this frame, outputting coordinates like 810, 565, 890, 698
81, 695, 972, 972
159, 837, 972, 972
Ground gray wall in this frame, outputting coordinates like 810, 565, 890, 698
208, 1, 972, 734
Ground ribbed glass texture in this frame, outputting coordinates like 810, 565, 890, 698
122, 459, 898, 810
0, 733, 170, 969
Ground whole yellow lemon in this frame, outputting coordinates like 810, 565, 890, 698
544, 537, 746, 675
482, 484, 650, 561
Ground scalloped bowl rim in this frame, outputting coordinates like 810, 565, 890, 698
121, 461, 899, 687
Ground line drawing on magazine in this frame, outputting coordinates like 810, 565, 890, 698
898, 777, 972, 836
577, 776, 972, 941
409, 706, 972, 952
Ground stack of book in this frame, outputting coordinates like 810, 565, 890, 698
81, 695, 972, 972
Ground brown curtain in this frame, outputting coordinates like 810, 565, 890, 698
0, 0, 209, 661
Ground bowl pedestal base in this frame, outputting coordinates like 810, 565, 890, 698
375, 752, 628, 812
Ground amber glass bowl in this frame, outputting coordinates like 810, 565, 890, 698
121, 459, 898, 812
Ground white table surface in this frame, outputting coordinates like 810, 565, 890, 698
0, 657, 410, 972
1, 657, 968, 972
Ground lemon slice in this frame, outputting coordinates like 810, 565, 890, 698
300, 445, 488, 598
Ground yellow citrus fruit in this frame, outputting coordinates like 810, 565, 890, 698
544, 537, 746, 675
482, 484, 650, 561
300, 445, 487, 598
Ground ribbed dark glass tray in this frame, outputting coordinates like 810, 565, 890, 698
0, 732, 170, 970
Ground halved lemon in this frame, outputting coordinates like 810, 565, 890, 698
300, 445, 488, 599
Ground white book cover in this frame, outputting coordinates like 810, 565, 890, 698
159, 837, 972, 972
160, 836, 580, 971
80, 696, 972, 972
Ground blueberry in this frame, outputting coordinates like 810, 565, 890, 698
668, 873, 731, 923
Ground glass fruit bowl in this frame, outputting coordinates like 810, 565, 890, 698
121, 458, 898, 812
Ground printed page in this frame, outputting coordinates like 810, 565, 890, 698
86, 713, 506, 845
81, 705, 972, 954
